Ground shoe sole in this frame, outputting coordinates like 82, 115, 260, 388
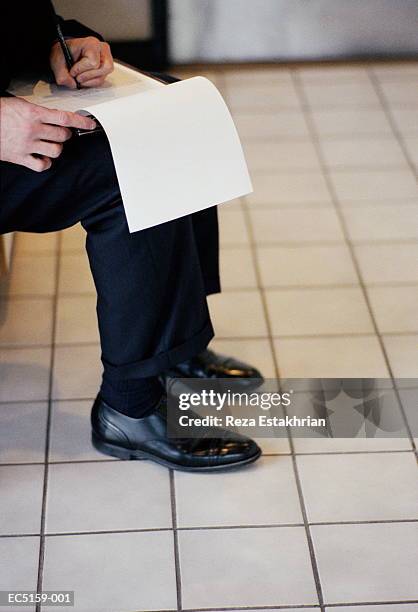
91, 432, 262, 472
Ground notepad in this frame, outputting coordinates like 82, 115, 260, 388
8, 63, 252, 233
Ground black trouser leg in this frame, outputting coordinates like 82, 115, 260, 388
0, 128, 218, 413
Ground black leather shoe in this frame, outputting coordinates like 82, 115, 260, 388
160, 348, 264, 389
91, 395, 262, 472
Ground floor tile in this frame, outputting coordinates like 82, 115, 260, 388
208, 291, 268, 337
0, 402, 47, 464
312, 108, 392, 137
391, 108, 418, 137
380, 81, 418, 108
320, 137, 406, 169
61, 224, 86, 253
0, 347, 51, 402
0, 464, 44, 535
55, 295, 99, 344
49, 400, 114, 462
342, 204, 418, 242
13, 231, 58, 256
293, 436, 411, 453
42, 531, 177, 612
330, 169, 418, 202
209, 337, 277, 378
274, 336, 389, 378
255, 435, 292, 455
243, 141, 321, 172
224, 67, 293, 87
257, 245, 358, 287
52, 345, 102, 400
298, 65, 370, 83
372, 62, 418, 81
0, 536, 39, 607
46, 461, 172, 533
266, 287, 373, 336
0, 298, 53, 347
179, 527, 318, 609
0, 255, 56, 297
226, 83, 301, 111
382, 334, 418, 378
312, 522, 418, 603
298, 452, 418, 522
175, 456, 302, 528
246, 171, 332, 207
250, 208, 344, 244
219, 208, 250, 247
368, 286, 418, 333
339, 197, 418, 209
220, 247, 257, 289
303, 81, 381, 109
355, 244, 418, 284
58, 254, 95, 295
233, 110, 310, 140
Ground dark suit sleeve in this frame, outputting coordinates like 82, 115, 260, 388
58, 17, 105, 42
0, 2, 105, 93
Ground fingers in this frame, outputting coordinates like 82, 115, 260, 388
50, 44, 78, 89
78, 76, 106, 88
38, 124, 73, 143
70, 37, 102, 78
33, 140, 64, 159
54, 66, 78, 89
39, 107, 97, 131
24, 155, 52, 173
51, 38, 114, 89
76, 44, 114, 87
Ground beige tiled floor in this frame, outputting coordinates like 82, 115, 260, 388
1, 61, 417, 611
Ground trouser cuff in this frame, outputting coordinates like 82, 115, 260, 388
101, 320, 214, 381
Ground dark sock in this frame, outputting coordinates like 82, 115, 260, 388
100, 375, 163, 418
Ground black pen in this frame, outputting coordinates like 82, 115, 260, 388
49, 0, 81, 89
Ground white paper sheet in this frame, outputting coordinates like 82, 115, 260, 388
8, 63, 252, 232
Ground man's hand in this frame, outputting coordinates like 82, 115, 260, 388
0, 97, 96, 172
50, 37, 114, 89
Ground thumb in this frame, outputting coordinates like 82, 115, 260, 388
52, 57, 78, 89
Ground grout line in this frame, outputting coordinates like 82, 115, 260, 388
2, 333, 418, 354
247, 163, 413, 175
181, 606, 321, 611
220, 70, 283, 385
292, 70, 418, 457
368, 70, 418, 182
3, 329, 416, 351
169, 470, 183, 612
181, 606, 320, 611
289, 448, 325, 611
321, 601, 418, 609
1, 447, 416, 469
367, 69, 418, 461
2, 516, 418, 540
35, 232, 62, 612
179, 601, 418, 612
230, 170, 328, 612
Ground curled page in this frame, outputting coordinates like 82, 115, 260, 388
79, 76, 252, 232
